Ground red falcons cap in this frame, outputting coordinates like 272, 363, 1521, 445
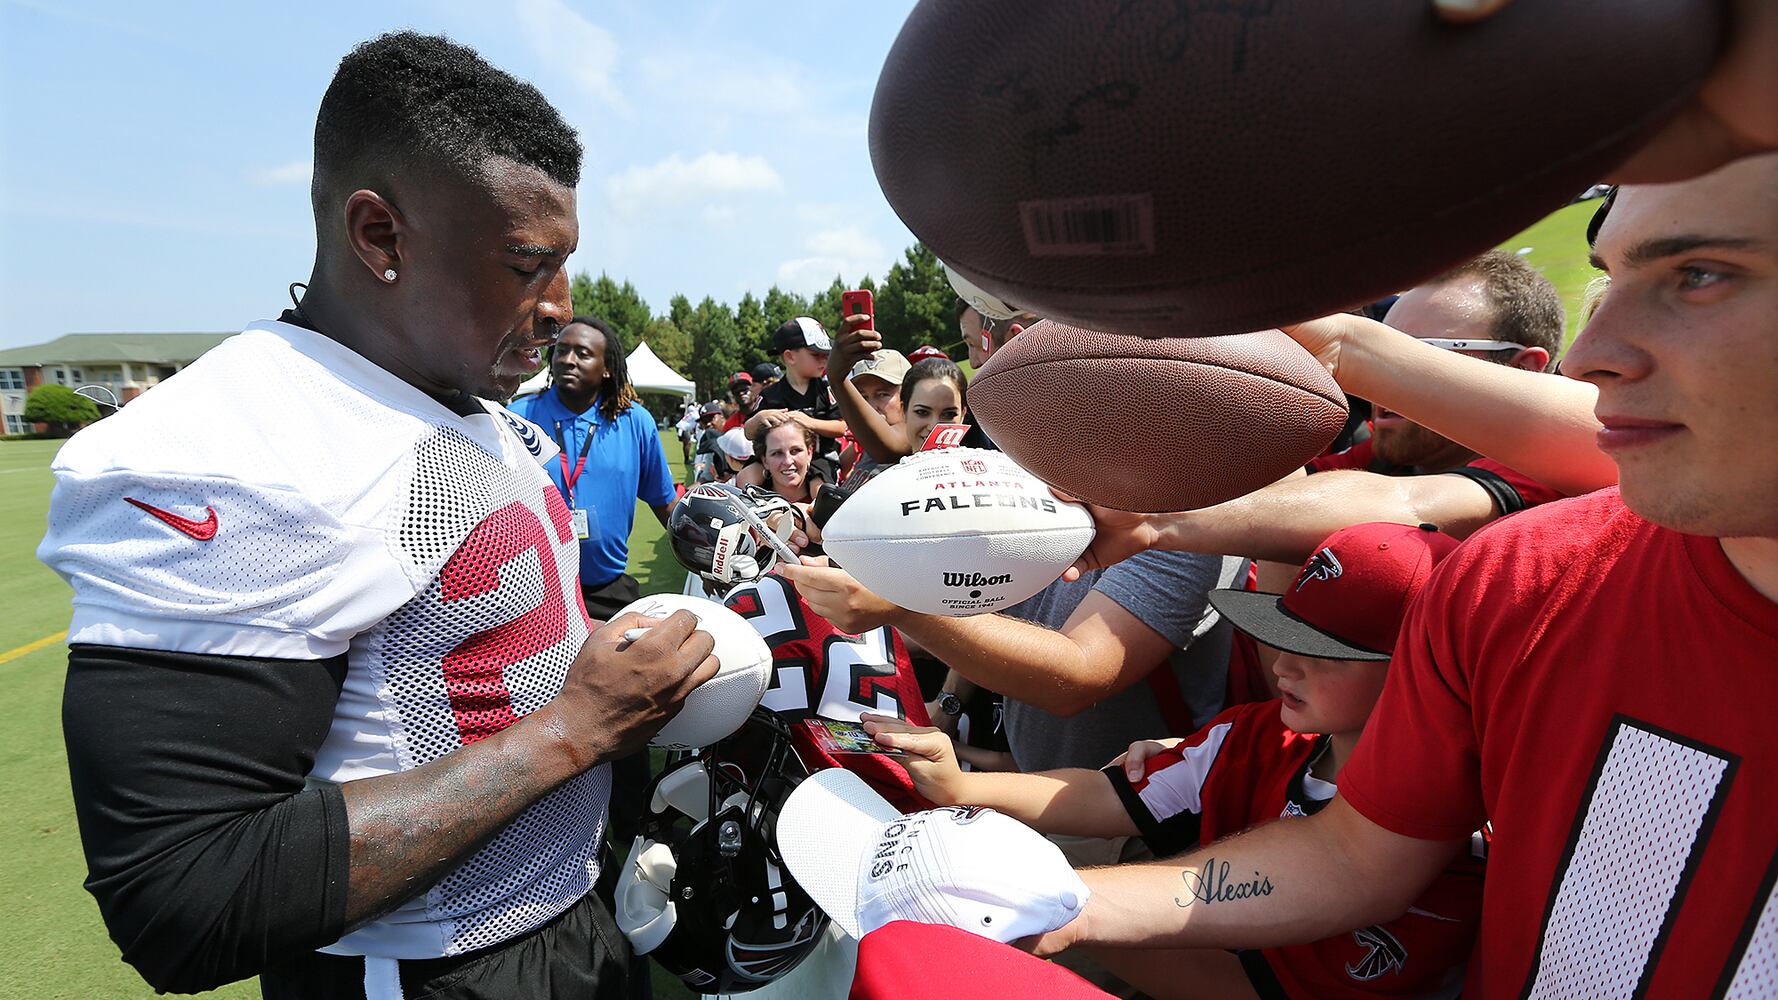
908, 345, 950, 363
1208, 522, 1460, 661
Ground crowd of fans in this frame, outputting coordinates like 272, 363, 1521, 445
36, 17, 1776, 1000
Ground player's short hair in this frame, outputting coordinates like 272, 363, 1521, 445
312, 32, 581, 212
1427, 250, 1565, 368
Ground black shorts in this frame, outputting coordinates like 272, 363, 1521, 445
260, 889, 635, 1000
582, 573, 643, 624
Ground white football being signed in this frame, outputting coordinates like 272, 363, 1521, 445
613, 593, 775, 749
822, 448, 1094, 616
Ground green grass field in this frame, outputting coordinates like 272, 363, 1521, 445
0, 201, 1603, 998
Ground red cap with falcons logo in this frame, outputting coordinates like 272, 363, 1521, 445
1208, 522, 1459, 661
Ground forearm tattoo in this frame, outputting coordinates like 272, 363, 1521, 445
1175, 857, 1276, 907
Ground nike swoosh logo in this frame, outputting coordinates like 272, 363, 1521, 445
124, 497, 219, 541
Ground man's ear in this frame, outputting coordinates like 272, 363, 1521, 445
1512, 346, 1553, 373
342, 189, 406, 282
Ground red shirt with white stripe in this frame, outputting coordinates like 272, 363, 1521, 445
1340, 488, 1778, 997
1106, 700, 1484, 999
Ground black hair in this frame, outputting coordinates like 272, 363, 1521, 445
564, 315, 636, 422
900, 357, 968, 411
312, 32, 581, 217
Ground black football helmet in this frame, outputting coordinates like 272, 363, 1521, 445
614, 710, 829, 994
669, 483, 803, 589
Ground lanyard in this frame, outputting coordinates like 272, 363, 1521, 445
554, 418, 596, 504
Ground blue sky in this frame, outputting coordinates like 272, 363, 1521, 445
0, 0, 923, 348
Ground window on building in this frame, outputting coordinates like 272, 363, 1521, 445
0, 370, 22, 390
4, 414, 25, 435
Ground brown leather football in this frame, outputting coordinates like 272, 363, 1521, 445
869, 0, 1721, 336
969, 323, 1347, 512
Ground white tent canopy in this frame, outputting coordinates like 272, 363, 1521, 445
515, 339, 695, 400
625, 341, 695, 397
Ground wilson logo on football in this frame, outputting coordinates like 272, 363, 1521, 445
942, 571, 1012, 588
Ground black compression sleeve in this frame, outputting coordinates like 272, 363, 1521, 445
62, 644, 351, 994
1442, 465, 1525, 516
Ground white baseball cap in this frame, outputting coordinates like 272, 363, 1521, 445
941, 261, 1019, 322
776, 768, 1089, 943
716, 427, 753, 460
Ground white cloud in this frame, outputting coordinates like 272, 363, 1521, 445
515, 0, 625, 114
775, 225, 889, 292
252, 160, 311, 186
606, 152, 782, 215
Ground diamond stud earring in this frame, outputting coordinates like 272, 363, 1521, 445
383, 268, 398, 282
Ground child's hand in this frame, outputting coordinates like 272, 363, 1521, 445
860, 713, 965, 804
1109, 737, 1185, 782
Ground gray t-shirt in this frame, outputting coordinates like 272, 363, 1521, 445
1000, 550, 1245, 773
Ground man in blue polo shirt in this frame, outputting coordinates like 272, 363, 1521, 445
508, 315, 676, 620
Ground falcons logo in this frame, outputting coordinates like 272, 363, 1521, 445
1345, 925, 1408, 981
936, 804, 992, 825
1294, 547, 1343, 590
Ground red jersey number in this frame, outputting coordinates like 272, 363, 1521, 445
438, 495, 574, 745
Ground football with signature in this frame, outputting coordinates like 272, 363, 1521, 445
821, 448, 1094, 616
868, 0, 1720, 335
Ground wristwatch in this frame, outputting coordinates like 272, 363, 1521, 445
936, 692, 965, 718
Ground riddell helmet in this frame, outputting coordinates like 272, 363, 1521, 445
669, 483, 802, 587
615, 711, 829, 993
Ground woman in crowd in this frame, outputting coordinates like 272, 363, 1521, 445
753, 419, 834, 504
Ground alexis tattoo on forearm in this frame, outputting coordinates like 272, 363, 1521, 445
1175, 857, 1276, 907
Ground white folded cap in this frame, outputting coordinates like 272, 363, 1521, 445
776, 769, 1089, 943
717, 427, 753, 459
941, 262, 1019, 322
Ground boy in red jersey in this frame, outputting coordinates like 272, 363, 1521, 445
866, 523, 1475, 999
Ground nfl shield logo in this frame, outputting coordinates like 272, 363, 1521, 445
961, 458, 986, 475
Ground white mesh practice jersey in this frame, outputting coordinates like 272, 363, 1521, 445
40, 321, 606, 959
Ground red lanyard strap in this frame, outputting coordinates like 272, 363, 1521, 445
554, 420, 596, 502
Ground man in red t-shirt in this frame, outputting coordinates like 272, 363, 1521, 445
1021, 153, 1778, 998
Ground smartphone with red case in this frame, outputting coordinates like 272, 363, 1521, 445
840, 289, 874, 330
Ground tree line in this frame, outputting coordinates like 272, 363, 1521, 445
571, 243, 958, 399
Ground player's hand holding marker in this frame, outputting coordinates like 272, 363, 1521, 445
546, 610, 719, 765
860, 713, 966, 805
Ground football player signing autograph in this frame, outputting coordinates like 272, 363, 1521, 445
38, 34, 716, 1000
